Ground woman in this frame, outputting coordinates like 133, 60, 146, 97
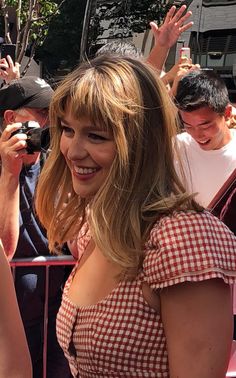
35, 55, 236, 377
0, 239, 32, 377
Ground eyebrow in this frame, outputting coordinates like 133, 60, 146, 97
60, 119, 105, 132
182, 119, 213, 127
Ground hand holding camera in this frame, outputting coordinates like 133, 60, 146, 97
11, 121, 50, 154
0, 121, 50, 177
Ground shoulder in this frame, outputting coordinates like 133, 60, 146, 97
143, 210, 236, 289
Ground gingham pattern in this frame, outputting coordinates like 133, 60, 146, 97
56, 211, 236, 377
143, 210, 236, 289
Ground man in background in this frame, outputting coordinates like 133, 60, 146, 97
174, 69, 236, 208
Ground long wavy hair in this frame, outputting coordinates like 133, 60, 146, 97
35, 55, 201, 274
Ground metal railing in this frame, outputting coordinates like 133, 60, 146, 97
10, 255, 76, 378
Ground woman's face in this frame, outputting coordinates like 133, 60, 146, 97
60, 111, 116, 198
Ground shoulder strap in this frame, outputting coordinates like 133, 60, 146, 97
208, 168, 236, 216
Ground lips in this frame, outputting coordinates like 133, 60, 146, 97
197, 139, 210, 145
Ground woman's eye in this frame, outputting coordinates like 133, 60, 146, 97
88, 133, 107, 141
61, 125, 74, 135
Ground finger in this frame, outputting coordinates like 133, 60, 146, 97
0, 68, 7, 76
180, 56, 190, 63
163, 6, 177, 24
1, 123, 23, 141
169, 4, 187, 23
150, 21, 159, 35
179, 21, 194, 33
6, 55, 14, 68
0, 63, 8, 71
9, 138, 27, 151
0, 58, 7, 64
3, 144, 27, 159
175, 11, 193, 29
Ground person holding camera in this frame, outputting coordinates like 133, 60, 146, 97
0, 76, 72, 378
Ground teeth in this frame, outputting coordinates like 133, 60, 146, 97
74, 167, 97, 175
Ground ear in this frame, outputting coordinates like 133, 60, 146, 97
4, 109, 17, 124
224, 104, 232, 120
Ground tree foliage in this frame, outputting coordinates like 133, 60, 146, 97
0, 0, 65, 74
86, 0, 172, 55
35, 0, 86, 77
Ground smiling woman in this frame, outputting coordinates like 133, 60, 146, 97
35, 55, 236, 378
59, 114, 116, 199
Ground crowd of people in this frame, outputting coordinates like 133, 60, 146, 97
0, 4, 236, 378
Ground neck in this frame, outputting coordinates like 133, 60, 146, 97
222, 126, 233, 146
23, 152, 41, 166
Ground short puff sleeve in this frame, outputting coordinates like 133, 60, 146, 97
143, 211, 236, 290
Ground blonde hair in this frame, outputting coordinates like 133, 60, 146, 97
35, 55, 201, 274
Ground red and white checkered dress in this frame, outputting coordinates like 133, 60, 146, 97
56, 211, 236, 377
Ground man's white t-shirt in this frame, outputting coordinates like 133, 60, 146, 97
175, 129, 236, 207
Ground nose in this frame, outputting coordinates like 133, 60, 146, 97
67, 137, 88, 162
191, 127, 206, 141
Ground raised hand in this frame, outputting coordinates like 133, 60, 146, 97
150, 5, 193, 49
0, 55, 20, 83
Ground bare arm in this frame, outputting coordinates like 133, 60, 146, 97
0, 240, 32, 377
0, 123, 27, 259
147, 5, 193, 72
160, 279, 233, 378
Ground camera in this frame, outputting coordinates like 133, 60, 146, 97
11, 121, 50, 154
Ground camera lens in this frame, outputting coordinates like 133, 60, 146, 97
27, 127, 50, 153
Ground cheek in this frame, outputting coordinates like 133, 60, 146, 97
93, 144, 116, 169
103, 148, 116, 169
60, 135, 68, 157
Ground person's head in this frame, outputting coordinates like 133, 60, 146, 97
0, 76, 54, 129
95, 41, 143, 59
175, 69, 232, 150
36, 55, 199, 273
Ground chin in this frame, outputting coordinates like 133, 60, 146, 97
73, 187, 96, 199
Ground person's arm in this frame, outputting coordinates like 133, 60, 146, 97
0, 240, 32, 377
0, 55, 20, 83
0, 123, 27, 259
147, 5, 193, 72
160, 279, 233, 378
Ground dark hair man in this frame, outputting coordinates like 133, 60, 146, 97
175, 69, 236, 207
